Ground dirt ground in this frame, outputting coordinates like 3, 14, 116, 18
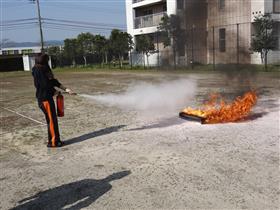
0, 70, 279, 210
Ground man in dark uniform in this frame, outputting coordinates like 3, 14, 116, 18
32, 53, 75, 147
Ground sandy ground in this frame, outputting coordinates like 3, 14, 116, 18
0, 70, 279, 210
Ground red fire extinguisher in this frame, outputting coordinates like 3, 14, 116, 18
57, 92, 64, 117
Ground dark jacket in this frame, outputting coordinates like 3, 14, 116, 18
32, 65, 61, 101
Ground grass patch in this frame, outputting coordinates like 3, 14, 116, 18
1, 63, 279, 77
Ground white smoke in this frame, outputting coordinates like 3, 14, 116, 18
80, 79, 196, 115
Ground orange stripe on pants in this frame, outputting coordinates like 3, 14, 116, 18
43, 101, 56, 147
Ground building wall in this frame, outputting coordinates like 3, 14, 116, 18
126, 0, 280, 66
0, 46, 41, 55
185, 0, 208, 64
206, 0, 252, 64
135, 3, 166, 16
126, 0, 177, 66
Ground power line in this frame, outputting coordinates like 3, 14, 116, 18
43, 18, 125, 29
43, 26, 111, 34
43, 22, 124, 31
1, 18, 37, 23
40, 4, 125, 14
2, 4, 32, 9
2, 18, 125, 29
1, 25, 37, 31
0, 22, 38, 27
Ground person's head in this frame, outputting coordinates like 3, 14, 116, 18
35, 53, 49, 66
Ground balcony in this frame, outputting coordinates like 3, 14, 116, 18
134, 12, 166, 29
133, 0, 144, 3
132, 0, 165, 8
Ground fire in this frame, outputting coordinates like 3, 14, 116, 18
181, 91, 258, 124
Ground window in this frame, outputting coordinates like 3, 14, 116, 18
219, 28, 226, 52
219, 0, 225, 10
274, 0, 280, 13
178, 44, 185, 56
2, 50, 8, 55
177, 0, 184, 10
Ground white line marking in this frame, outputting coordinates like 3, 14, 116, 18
1, 107, 46, 125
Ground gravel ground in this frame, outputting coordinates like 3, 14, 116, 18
0, 70, 279, 210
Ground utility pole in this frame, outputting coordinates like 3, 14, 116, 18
35, 0, 44, 52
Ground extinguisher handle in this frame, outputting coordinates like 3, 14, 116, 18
64, 91, 77, 95
57, 90, 77, 95
65, 88, 77, 95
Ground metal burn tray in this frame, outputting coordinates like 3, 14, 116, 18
179, 112, 207, 124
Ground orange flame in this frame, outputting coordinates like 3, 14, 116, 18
181, 91, 258, 124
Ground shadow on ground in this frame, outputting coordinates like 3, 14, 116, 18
12, 170, 131, 210
64, 125, 126, 146
130, 111, 269, 130
245, 112, 269, 121
129, 117, 186, 131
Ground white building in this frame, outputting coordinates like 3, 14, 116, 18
126, 0, 177, 66
250, 0, 280, 64
0, 46, 54, 71
126, 0, 280, 66
0, 46, 41, 56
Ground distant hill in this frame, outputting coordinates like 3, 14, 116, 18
2, 40, 64, 48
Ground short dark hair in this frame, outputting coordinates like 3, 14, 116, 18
35, 53, 49, 66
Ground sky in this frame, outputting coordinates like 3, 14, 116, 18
1, 0, 127, 43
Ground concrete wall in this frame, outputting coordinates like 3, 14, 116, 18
206, 0, 252, 64
185, 0, 208, 64
131, 51, 160, 66
22, 55, 52, 71
23, 55, 36, 71
126, 0, 134, 36
251, 50, 280, 64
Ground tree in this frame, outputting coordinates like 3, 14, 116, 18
77, 33, 95, 66
103, 39, 110, 65
251, 14, 277, 70
47, 46, 63, 67
158, 14, 186, 69
136, 35, 155, 68
110, 29, 134, 68
94, 35, 109, 66
63, 38, 78, 66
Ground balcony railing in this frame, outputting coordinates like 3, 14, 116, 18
133, 0, 145, 3
134, 12, 166, 29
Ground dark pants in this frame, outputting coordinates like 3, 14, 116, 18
39, 98, 60, 146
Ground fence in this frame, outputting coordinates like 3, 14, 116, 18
130, 21, 280, 69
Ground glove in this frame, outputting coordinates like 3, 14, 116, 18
65, 88, 76, 95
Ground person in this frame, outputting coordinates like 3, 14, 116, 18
32, 53, 75, 147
